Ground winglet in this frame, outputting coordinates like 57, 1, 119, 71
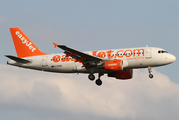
53, 43, 59, 48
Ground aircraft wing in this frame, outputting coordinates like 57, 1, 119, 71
53, 43, 102, 64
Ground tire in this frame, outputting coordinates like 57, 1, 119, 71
88, 74, 95, 81
95, 79, 102, 86
149, 74, 153, 78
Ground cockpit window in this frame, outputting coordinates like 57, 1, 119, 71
158, 50, 168, 53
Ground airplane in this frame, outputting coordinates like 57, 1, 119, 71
5, 28, 176, 86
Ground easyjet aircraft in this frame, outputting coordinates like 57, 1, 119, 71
6, 28, 176, 86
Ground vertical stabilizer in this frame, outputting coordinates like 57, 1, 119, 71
10, 28, 46, 58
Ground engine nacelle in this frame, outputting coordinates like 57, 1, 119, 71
97, 60, 128, 71
104, 60, 122, 71
108, 69, 133, 80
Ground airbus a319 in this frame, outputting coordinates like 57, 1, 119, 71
6, 28, 176, 86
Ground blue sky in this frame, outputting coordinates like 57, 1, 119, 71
0, 0, 179, 120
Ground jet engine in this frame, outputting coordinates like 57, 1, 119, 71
97, 60, 128, 71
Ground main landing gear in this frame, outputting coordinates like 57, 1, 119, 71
148, 67, 153, 78
88, 73, 104, 86
88, 73, 95, 81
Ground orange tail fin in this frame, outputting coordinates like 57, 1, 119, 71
10, 28, 46, 58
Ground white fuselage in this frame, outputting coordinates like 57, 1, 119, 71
7, 47, 176, 74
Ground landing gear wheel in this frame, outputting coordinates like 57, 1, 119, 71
148, 67, 153, 79
149, 74, 153, 79
88, 74, 95, 81
95, 79, 102, 86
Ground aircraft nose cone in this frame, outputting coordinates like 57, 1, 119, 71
170, 54, 176, 63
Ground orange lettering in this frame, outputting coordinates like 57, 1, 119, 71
116, 50, 124, 58
61, 55, 70, 62
133, 49, 144, 57
92, 51, 97, 56
71, 58, 76, 61
106, 50, 114, 58
124, 50, 132, 57
52, 55, 61, 63
97, 52, 106, 58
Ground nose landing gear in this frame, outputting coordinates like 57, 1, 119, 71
148, 67, 153, 78
149, 74, 153, 78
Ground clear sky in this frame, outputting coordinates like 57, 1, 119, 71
0, 0, 179, 120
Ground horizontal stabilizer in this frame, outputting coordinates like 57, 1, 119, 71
5, 55, 31, 63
